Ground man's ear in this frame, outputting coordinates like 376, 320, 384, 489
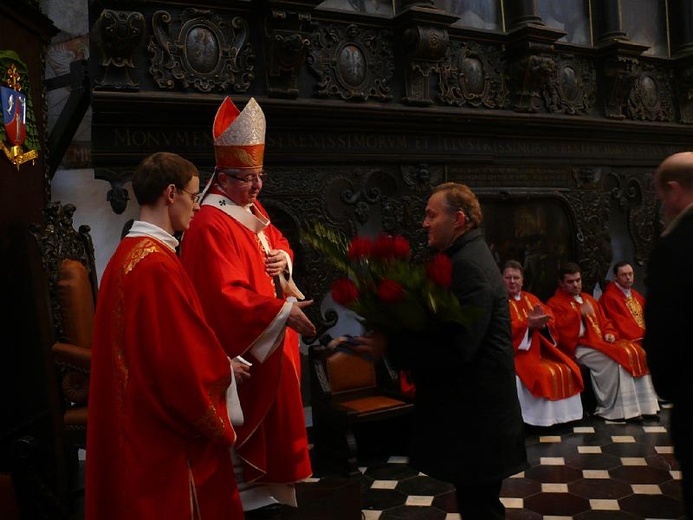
165, 183, 177, 204
454, 210, 467, 229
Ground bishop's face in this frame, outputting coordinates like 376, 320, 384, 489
218, 166, 265, 206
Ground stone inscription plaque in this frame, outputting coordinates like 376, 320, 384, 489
94, 126, 680, 165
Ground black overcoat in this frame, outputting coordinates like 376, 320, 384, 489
392, 229, 528, 485
644, 208, 693, 466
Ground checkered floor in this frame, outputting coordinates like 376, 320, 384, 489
299, 404, 684, 519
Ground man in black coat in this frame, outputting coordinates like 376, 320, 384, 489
644, 152, 693, 519
360, 182, 528, 519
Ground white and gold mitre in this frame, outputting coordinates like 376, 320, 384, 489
212, 97, 266, 170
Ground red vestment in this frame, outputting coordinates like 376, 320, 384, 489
599, 281, 646, 343
546, 289, 649, 377
509, 292, 584, 400
180, 194, 311, 484
86, 236, 242, 520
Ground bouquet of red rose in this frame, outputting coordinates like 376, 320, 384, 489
302, 222, 475, 337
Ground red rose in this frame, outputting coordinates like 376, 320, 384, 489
348, 237, 373, 260
372, 234, 410, 259
426, 253, 453, 288
332, 278, 359, 306
372, 234, 394, 259
377, 279, 406, 303
392, 236, 410, 258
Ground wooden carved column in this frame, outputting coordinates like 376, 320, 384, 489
504, 1, 564, 113
394, 4, 457, 106
503, 0, 543, 27
593, 0, 648, 120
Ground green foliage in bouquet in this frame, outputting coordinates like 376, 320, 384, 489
302, 222, 477, 336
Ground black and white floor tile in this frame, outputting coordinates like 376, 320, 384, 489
298, 404, 684, 519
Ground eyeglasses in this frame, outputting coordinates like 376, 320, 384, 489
224, 171, 267, 185
177, 187, 201, 204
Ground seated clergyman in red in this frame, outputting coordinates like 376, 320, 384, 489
599, 261, 645, 344
502, 260, 584, 427
547, 262, 659, 422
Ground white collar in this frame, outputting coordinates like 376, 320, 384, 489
615, 283, 631, 298
202, 193, 269, 234
126, 221, 179, 252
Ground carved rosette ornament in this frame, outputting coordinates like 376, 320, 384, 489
544, 55, 596, 115
308, 24, 394, 101
93, 9, 146, 91
439, 40, 508, 109
148, 9, 255, 93
627, 67, 674, 122
513, 43, 557, 113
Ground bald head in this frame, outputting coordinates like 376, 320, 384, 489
655, 152, 693, 224
656, 152, 693, 189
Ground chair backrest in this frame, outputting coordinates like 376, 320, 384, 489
57, 259, 95, 349
30, 202, 98, 347
325, 351, 377, 394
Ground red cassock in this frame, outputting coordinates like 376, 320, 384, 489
180, 196, 312, 485
599, 281, 646, 343
86, 237, 242, 520
547, 289, 649, 378
509, 292, 584, 400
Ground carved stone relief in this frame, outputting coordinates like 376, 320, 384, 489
400, 25, 450, 106
605, 169, 658, 265
439, 40, 508, 109
677, 67, 693, 124
627, 66, 675, 121
308, 24, 394, 101
566, 167, 613, 291
264, 7, 314, 98
513, 43, 557, 113
544, 54, 596, 115
603, 55, 641, 119
92, 9, 146, 90
148, 8, 254, 92
94, 167, 134, 214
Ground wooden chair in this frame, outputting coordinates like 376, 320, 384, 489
308, 344, 414, 476
29, 202, 97, 496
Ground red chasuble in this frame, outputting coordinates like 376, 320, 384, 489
546, 289, 649, 377
509, 292, 584, 400
599, 281, 646, 343
180, 196, 311, 485
86, 236, 242, 520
